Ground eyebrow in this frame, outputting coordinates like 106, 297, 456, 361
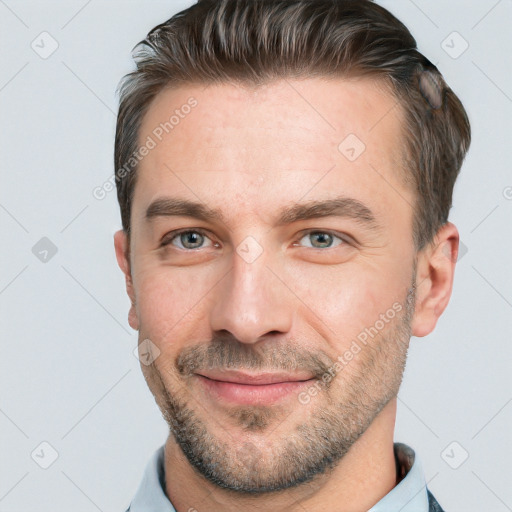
144, 196, 382, 232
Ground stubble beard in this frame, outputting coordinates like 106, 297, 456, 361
145, 279, 416, 494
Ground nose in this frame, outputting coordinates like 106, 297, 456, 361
209, 246, 294, 344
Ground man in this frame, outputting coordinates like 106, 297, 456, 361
113, 0, 470, 510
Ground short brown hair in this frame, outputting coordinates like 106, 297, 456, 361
114, 0, 470, 252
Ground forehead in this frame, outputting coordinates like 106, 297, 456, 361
132, 77, 410, 228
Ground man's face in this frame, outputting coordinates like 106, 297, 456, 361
118, 77, 419, 492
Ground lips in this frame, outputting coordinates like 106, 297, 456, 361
195, 370, 314, 385
194, 370, 315, 405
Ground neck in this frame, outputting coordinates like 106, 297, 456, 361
164, 399, 398, 512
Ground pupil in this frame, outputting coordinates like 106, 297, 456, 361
183, 232, 201, 248
314, 233, 331, 247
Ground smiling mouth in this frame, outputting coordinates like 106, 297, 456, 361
194, 371, 315, 405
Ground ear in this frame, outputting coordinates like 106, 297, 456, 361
114, 229, 139, 331
411, 222, 459, 338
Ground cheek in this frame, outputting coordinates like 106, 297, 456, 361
330, 277, 383, 331
135, 266, 217, 342
290, 263, 403, 344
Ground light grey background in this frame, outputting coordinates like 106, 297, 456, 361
1, 0, 511, 510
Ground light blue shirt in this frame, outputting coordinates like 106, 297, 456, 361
126, 442, 430, 511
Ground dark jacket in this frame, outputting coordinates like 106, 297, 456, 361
428, 488, 446, 512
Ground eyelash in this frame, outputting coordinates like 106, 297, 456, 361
160, 228, 350, 250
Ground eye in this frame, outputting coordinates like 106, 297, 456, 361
161, 229, 218, 250
294, 230, 347, 249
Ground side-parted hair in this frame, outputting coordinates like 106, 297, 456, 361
115, 0, 471, 252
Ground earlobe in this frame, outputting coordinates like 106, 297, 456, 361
113, 229, 139, 331
411, 222, 459, 338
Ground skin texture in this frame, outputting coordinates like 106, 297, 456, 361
114, 77, 460, 512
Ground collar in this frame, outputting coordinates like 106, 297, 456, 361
368, 442, 430, 511
127, 442, 429, 511
126, 444, 174, 511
